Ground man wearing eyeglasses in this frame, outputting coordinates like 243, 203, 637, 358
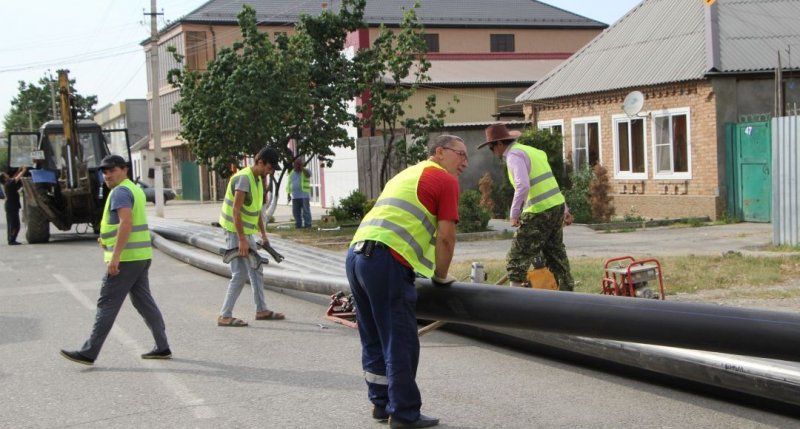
346, 135, 468, 428
479, 123, 575, 291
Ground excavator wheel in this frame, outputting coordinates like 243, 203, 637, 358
25, 204, 51, 243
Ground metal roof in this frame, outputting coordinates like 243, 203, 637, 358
517, 0, 800, 103
717, 0, 800, 72
169, 0, 606, 30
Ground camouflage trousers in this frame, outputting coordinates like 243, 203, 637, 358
506, 204, 574, 291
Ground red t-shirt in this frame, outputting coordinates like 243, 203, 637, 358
389, 166, 460, 267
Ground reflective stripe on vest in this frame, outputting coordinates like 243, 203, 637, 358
351, 160, 441, 277
219, 167, 264, 235
99, 179, 152, 262
506, 143, 565, 214
285, 170, 311, 194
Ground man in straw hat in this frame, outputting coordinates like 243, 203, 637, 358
478, 123, 574, 291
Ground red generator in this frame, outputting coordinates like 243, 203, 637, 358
602, 256, 665, 300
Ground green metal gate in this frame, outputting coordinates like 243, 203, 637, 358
180, 160, 200, 201
725, 121, 771, 222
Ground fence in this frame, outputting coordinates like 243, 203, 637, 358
356, 135, 408, 199
772, 116, 800, 245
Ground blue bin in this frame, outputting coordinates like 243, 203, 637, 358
30, 169, 58, 184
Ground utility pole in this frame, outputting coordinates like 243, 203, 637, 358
147, 0, 165, 216
48, 70, 58, 120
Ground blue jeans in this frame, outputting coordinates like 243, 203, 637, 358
220, 232, 267, 317
346, 244, 421, 423
292, 197, 312, 228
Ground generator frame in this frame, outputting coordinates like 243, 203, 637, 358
602, 256, 665, 300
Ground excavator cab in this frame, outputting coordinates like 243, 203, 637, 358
6, 121, 131, 243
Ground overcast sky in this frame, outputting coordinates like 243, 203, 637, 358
0, 0, 642, 128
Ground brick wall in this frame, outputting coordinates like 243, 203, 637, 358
529, 80, 723, 220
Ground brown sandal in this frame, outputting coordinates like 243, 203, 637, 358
255, 310, 285, 320
218, 316, 248, 327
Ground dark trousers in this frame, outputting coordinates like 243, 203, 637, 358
5, 205, 20, 244
346, 245, 421, 423
292, 197, 312, 228
80, 259, 169, 360
506, 203, 574, 290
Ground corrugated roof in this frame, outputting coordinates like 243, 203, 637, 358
717, 0, 800, 72
517, 0, 707, 102
394, 59, 563, 85
171, 0, 606, 29
517, 0, 800, 103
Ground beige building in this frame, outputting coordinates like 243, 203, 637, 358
143, 0, 606, 204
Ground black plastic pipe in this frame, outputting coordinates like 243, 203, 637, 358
414, 280, 800, 362
152, 227, 800, 362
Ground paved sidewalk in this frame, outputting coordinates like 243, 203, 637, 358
146, 200, 775, 260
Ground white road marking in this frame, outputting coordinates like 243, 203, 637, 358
53, 273, 216, 420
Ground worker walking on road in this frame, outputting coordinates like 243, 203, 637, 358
217, 146, 285, 327
286, 158, 313, 229
60, 155, 171, 365
346, 135, 468, 428
479, 123, 575, 291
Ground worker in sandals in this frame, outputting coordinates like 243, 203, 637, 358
217, 146, 285, 327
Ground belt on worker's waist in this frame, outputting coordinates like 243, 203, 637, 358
353, 240, 386, 257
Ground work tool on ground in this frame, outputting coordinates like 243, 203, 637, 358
526, 255, 558, 289
325, 291, 357, 328
601, 256, 665, 299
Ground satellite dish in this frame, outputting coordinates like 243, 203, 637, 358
622, 91, 644, 117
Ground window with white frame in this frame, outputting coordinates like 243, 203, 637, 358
538, 119, 564, 136
539, 119, 565, 161
652, 108, 690, 178
613, 115, 647, 178
572, 117, 600, 169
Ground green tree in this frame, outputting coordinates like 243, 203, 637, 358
357, 1, 457, 190
168, 1, 366, 182
3, 72, 97, 133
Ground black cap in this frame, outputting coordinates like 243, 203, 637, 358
256, 147, 281, 170
99, 155, 128, 171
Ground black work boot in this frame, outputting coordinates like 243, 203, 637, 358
372, 405, 389, 421
389, 414, 439, 428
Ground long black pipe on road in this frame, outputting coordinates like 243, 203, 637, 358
152, 229, 800, 362
152, 230, 800, 405
414, 280, 800, 362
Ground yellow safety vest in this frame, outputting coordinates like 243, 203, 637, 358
219, 167, 264, 235
506, 143, 565, 214
351, 160, 441, 277
99, 179, 152, 262
285, 170, 311, 194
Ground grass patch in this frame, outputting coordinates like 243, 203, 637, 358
760, 244, 800, 253
449, 254, 800, 296
268, 223, 358, 250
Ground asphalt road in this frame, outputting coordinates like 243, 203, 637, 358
1, 215, 798, 428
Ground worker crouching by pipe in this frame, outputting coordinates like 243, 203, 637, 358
345, 135, 468, 429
